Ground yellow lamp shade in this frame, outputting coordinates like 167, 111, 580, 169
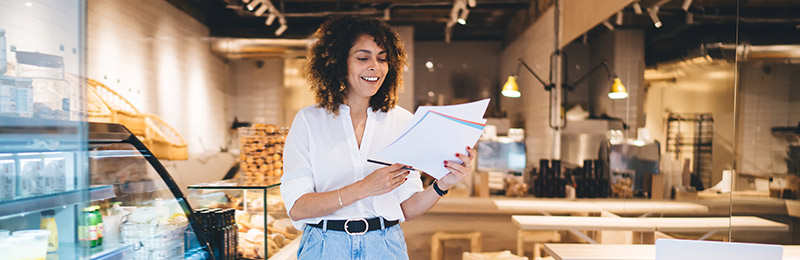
502, 75, 521, 98
608, 77, 628, 99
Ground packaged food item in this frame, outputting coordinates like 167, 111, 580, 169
0, 159, 15, 201
6, 234, 35, 259
18, 158, 43, 197
44, 158, 65, 193
12, 229, 50, 260
0, 76, 33, 117
31, 79, 70, 120
40, 210, 58, 252
0, 28, 6, 75
15, 51, 63, 80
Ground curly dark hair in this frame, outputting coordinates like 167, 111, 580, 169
307, 15, 407, 115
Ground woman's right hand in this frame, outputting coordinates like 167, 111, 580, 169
356, 163, 410, 198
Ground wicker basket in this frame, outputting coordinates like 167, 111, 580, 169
145, 113, 188, 160
87, 79, 146, 136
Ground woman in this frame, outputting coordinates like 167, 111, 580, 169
281, 15, 476, 259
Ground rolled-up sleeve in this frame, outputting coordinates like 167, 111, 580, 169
280, 111, 316, 226
395, 171, 424, 203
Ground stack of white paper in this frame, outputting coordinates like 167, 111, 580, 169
371, 99, 490, 179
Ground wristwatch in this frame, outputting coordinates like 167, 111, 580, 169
433, 181, 449, 196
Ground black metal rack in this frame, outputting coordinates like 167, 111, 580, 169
665, 113, 714, 188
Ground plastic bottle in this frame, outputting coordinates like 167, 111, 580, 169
91, 206, 103, 246
40, 210, 59, 252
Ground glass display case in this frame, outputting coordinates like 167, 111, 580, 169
88, 122, 213, 260
188, 181, 301, 260
0, 1, 112, 259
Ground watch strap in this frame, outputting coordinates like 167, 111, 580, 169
433, 181, 449, 196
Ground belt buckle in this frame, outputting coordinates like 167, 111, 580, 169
344, 218, 368, 235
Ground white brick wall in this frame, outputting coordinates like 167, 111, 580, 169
500, 7, 557, 166
87, 0, 233, 187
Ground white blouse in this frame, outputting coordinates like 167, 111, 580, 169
280, 104, 424, 230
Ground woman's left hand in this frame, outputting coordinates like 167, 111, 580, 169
437, 146, 476, 190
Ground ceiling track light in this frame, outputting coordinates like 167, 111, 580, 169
265, 12, 276, 25
445, 26, 452, 43
254, 3, 269, 16
245, 0, 260, 11
383, 8, 390, 20
275, 17, 288, 36
616, 11, 623, 26
686, 12, 694, 25
648, 6, 662, 28
458, 8, 469, 25
632, 1, 643, 15
602, 20, 614, 31
682, 0, 693, 11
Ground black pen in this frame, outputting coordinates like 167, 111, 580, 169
367, 159, 417, 171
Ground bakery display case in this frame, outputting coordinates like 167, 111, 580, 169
88, 122, 213, 260
188, 180, 301, 260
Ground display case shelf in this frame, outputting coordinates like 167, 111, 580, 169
0, 116, 84, 153
188, 180, 298, 259
56, 242, 135, 260
0, 185, 115, 218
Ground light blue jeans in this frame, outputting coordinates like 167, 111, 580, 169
296, 221, 409, 260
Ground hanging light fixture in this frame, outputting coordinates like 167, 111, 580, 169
501, 76, 521, 98
608, 77, 628, 99
504, 59, 627, 100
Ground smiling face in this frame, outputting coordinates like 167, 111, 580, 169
346, 34, 389, 104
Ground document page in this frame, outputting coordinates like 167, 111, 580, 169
372, 99, 489, 179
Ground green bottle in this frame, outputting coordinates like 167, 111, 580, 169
91, 206, 103, 246
80, 207, 96, 247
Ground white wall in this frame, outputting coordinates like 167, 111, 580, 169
227, 58, 284, 125
500, 7, 556, 167
644, 62, 736, 186
737, 63, 800, 175
87, 0, 233, 188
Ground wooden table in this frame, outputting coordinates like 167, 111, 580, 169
543, 243, 800, 260
512, 215, 655, 244
641, 216, 789, 240
495, 199, 708, 216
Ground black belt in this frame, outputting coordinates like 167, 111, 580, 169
309, 217, 398, 235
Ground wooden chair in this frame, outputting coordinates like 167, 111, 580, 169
516, 230, 561, 259
431, 231, 482, 260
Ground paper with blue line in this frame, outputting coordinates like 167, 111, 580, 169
371, 99, 490, 179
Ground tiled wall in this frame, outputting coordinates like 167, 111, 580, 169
500, 7, 557, 166
87, 0, 233, 187
226, 58, 285, 125
738, 63, 800, 175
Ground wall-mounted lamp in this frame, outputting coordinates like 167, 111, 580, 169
503, 58, 627, 99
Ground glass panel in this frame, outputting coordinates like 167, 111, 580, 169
731, 0, 797, 245
0, 0, 89, 259
89, 142, 209, 259
187, 181, 302, 259
608, 0, 737, 240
